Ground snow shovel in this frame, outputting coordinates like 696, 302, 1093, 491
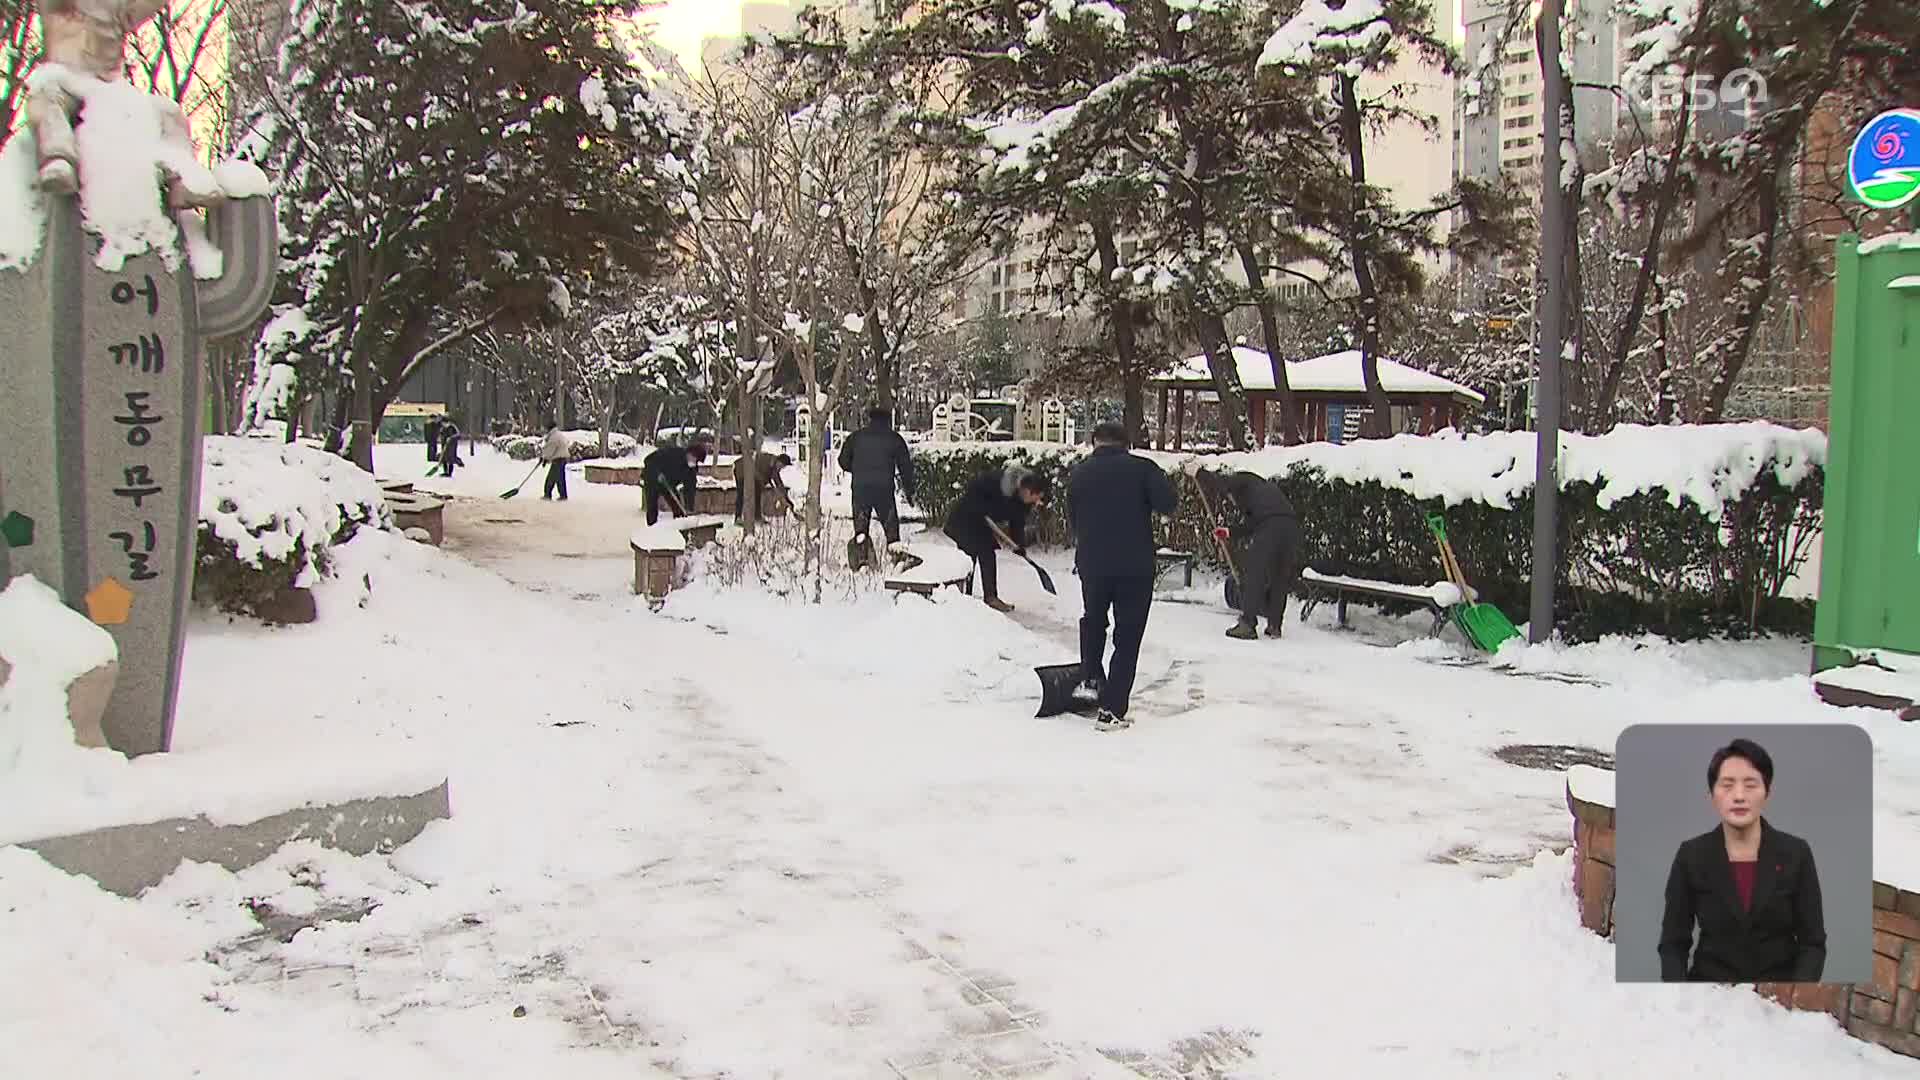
1034, 662, 1101, 718
500, 459, 543, 499
1192, 472, 1244, 609
1425, 513, 1521, 653
986, 519, 1056, 595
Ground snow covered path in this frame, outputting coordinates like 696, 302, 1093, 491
6, 444, 1916, 1077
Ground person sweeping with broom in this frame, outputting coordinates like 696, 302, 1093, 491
1213, 471, 1304, 641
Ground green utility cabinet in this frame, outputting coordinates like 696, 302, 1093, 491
1814, 234, 1920, 673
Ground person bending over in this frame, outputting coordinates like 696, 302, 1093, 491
942, 464, 1050, 613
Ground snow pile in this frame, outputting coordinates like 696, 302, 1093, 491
631, 524, 687, 552
1207, 422, 1826, 519
0, 75, 274, 275
200, 436, 390, 584
1566, 763, 1616, 808
886, 544, 974, 587
0, 576, 124, 790
1258, 0, 1391, 69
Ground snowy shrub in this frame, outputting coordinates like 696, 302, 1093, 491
690, 516, 884, 603
912, 424, 1825, 641
489, 431, 639, 462
195, 437, 391, 618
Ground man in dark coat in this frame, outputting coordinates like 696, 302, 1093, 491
733, 451, 793, 521
1069, 421, 1176, 729
424, 415, 443, 464
438, 418, 462, 477
943, 463, 1050, 613
643, 441, 710, 525
1215, 471, 1304, 640
838, 407, 916, 547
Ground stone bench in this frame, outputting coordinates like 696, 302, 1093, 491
1297, 568, 1459, 636
386, 492, 446, 546
1567, 767, 1920, 1060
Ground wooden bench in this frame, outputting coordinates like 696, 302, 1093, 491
883, 545, 975, 599
1297, 569, 1459, 637
1154, 548, 1196, 588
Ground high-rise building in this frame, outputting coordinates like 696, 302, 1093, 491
1456, 0, 1629, 185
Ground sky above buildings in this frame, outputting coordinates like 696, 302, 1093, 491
646, 0, 759, 71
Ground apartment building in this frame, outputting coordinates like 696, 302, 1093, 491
1456, 0, 1629, 185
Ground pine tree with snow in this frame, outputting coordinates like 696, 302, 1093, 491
235, 0, 698, 468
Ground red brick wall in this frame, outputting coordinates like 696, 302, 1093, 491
1567, 779, 1918, 1061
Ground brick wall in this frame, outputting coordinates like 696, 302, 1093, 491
1566, 776, 1919, 1062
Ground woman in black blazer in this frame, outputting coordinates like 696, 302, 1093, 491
1659, 738, 1826, 982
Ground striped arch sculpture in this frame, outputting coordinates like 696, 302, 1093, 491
0, 186, 279, 757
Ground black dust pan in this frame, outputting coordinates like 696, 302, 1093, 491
1035, 662, 1099, 718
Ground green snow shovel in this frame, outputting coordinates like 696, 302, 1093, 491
500, 459, 543, 499
1426, 513, 1521, 653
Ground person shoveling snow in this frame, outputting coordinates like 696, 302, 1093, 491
1062, 421, 1176, 730
1211, 471, 1304, 641
942, 463, 1050, 613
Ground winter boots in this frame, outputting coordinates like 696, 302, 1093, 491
1226, 620, 1258, 640
1093, 708, 1132, 732
984, 596, 1015, 614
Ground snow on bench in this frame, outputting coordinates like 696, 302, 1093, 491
1298, 568, 1463, 637
630, 524, 687, 554
884, 544, 974, 597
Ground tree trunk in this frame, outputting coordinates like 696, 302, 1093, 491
1236, 241, 1301, 445
599, 396, 615, 460
1337, 73, 1393, 438
1592, 3, 1704, 429
1697, 165, 1786, 422
1188, 303, 1252, 451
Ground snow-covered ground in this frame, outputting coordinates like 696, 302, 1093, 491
5, 441, 1915, 1078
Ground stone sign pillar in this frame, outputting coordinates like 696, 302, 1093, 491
0, 11, 280, 757
0, 194, 277, 757
931, 402, 951, 444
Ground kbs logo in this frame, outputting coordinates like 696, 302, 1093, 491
1630, 68, 1769, 114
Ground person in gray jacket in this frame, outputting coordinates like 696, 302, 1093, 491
540, 419, 570, 501
1215, 471, 1304, 640
838, 407, 916, 547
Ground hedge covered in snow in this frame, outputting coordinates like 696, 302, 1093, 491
489, 430, 640, 462
912, 424, 1825, 641
196, 437, 391, 617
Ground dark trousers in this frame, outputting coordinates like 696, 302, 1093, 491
439, 443, 460, 477
960, 542, 998, 599
1080, 575, 1154, 718
644, 482, 676, 525
851, 483, 901, 544
543, 460, 568, 500
1237, 516, 1303, 628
